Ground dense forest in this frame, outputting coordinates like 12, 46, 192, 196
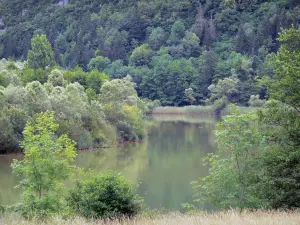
1, 0, 300, 220
0, 0, 299, 107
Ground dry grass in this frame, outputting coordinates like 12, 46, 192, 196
2, 210, 300, 225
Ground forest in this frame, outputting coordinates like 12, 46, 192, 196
1, 0, 300, 223
0, 0, 299, 107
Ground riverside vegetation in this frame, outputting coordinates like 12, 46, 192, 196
0, 0, 300, 223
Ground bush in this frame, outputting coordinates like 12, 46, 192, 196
68, 171, 142, 219
248, 95, 265, 107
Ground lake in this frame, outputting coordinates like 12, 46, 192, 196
0, 115, 217, 210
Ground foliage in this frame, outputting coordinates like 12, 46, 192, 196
195, 26, 300, 211
1, 0, 299, 106
100, 77, 145, 141
255, 27, 300, 208
248, 95, 265, 107
193, 109, 269, 209
11, 111, 76, 218
68, 171, 142, 219
26, 35, 55, 70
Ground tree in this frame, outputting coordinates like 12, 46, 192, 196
85, 69, 109, 94
256, 27, 300, 208
207, 76, 240, 105
193, 109, 269, 209
11, 111, 76, 217
26, 34, 55, 70
100, 77, 145, 141
88, 56, 111, 72
129, 44, 154, 67
167, 20, 186, 45
265, 27, 300, 112
148, 27, 167, 50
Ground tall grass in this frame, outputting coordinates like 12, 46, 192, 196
2, 210, 300, 225
152, 114, 217, 124
152, 105, 260, 115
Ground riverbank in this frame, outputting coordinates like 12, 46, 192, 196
2, 210, 300, 225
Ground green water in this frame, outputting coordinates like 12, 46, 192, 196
0, 116, 217, 210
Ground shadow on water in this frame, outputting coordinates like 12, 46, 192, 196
0, 115, 217, 211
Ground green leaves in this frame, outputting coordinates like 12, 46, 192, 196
26, 35, 55, 70
68, 171, 142, 219
265, 26, 300, 112
193, 109, 269, 209
11, 111, 76, 217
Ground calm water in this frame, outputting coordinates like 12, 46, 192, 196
0, 116, 217, 210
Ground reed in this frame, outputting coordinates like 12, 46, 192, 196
152, 105, 260, 115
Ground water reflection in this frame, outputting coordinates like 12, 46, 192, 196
0, 116, 217, 210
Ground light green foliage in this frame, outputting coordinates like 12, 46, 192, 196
181, 31, 200, 57
85, 69, 109, 94
148, 27, 167, 50
26, 35, 55, 70
100, 77, 145, 141
11, 111, 76, 217
168, 20, 186, 45
68, 171, 142, 219
88, 56, 111, 72
25, 81, 52, 116
47, 69, 66, 87
129, 44, 154, 67
193, 109, 268, 209
207, 76, 240, 111
248, 95, 265, 107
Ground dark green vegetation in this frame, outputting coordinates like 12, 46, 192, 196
0, 0, 299, 107
193, 27, 300, 210
1, 0, 300, 221
68, 171, 142, 219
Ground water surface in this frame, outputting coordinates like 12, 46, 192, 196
0, 116, 217, 210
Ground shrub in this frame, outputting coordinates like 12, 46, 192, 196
68, 171, 142, 219
248, 95, 265, 107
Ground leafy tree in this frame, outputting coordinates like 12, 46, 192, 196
26, 34, 55, 70
11, 111, 76, 217
88, 56, 111, 72
85, 69, 109, 94
207, 76, 240, 105
193, 109, 269, 209
129, 44, 154, 67
167, 20, 186, 45
148, 27, 167, 50
256, 27, 300, 208
265, 27, 300, 112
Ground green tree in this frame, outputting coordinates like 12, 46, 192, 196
11, 111, 76, 217
148, 27, 167, 50
26, 34, 55, 70
168, 20, 186, 45
129, 44, 154, 67
85, 69, 109, 94
256, 27, 300, 208
88, 56, 111, 72
193, 109, 268, 209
